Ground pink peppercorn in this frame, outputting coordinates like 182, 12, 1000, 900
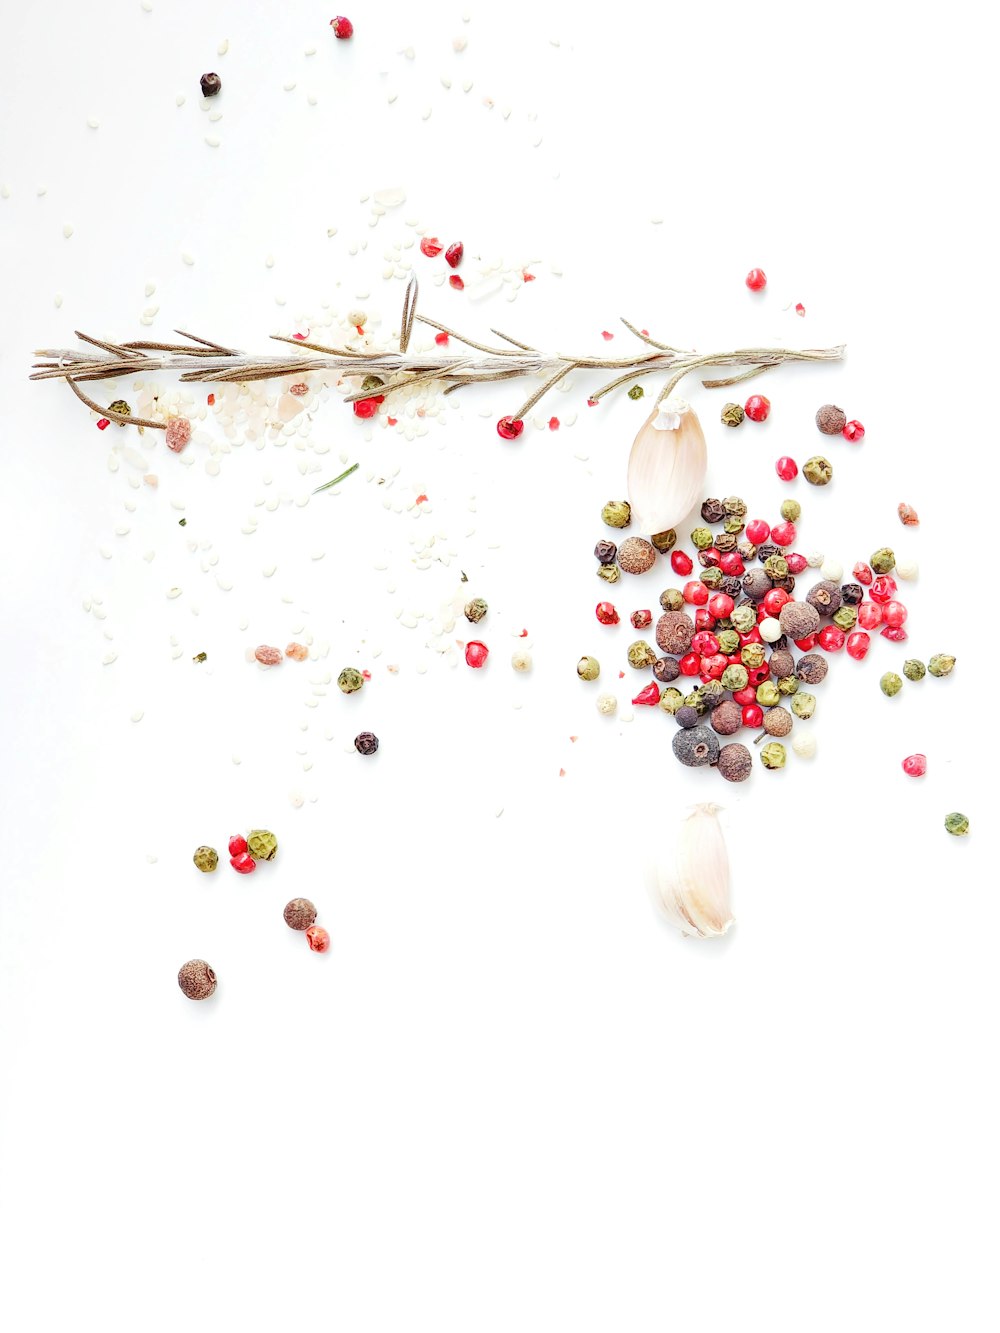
671, 550, 694, 576
745, 394, 771, 423
445, 241, 464, 268
742, 703, 764, 727
902, 754, 927, 777
165, 416, 192, 453
793, 635, 818, 651
306, 925, 331, 952
632, 683, 661, 706
739, 627, 763, 647
857, 602, 883, 629
762, 588, 791, 617
449, 274, 465, 290
719, 551, 745, 577
870, 575, 898, 604
701, 654, 728, 679
881, 626, 908, 642
691, 631, 720, 656
630, 609, 653, 629
699, 547, 721, 569
595, 602, 619, 625
683, 581, 709, 606
846, 631, 871, 660
96, 418, 110, 431
496, 415, 524, 440
785, 552, 808, 574
465, 641, 489, 668
708, 593, 735, 619
733, 687, 758, 708
771, 520, 797, 547
230, 851, 256, 874
818, 625, 846, 651
842, 420, 865, 442
775, 456, 798, 481
419, 236, 443, 258
745, 268, 767, 291
353, 396, 383, 419
882, 600, 908, 628
254, 645, 283, 665
330, 16, 354, 39
679, 653, 701, 677
694, 608, 716, 632
746, 519, 770, 545
228, 834, 248, 857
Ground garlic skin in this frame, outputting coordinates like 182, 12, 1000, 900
627, 397, 708, 536
654, 803, 733, 939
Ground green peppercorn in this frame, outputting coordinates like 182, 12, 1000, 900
601, 500, 631, 529
721, 402, 745, 427
756, 681, 780, 707
361, 374, 385, 392
944, 812, 970, 837
247, 829, 278, 861
928, 653, 956, 678
338, 667, 364, 694
193, 845, 218, 873
627, 641, 657, 669
464, 597, 488, 623
658, 687, 684, 715
870, 547, 896, 574
627, 384, 645, 400
700, 499, 726, 524
659, 588, 684, 611
803, 456, 833, 486
731, 605, 757, 634
777, 675, 799, 696
779, 499, 801, 522
650, 529, 677, 554
723, 516, 745, 536
791, 692, 816, 719
682, 691, 709, 716
690, 526, 714, 550
700, 567, 724, 590
832, 605, 858, 631
723, 496, 747, 518
760, 741, 786, 770
719, 664, 748, 692
880, 671, 903, 697
597, 563, 621, 584
763, 554, 788, 580
717, 629, 740, 654
903, 659, 926, 682
701, 679, 725, 707
577, 655, 600, 681
108, 398, 131, 425
741, 643, 765, 669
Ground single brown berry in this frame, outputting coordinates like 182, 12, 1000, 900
178, 959, 217, 1000
200, 72, 222, 97
283, 898, 318, 931
815, 404, 847, 435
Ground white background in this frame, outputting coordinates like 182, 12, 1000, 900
2, 2, 998, 1329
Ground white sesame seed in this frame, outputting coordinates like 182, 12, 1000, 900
103, 652, 118, 666
131, 710, 144, 723
175, 93, 185, 106
63, 223, 74, 238
87, 115, 100, 129
217, 38, 229, 55
181, 251, 195, 265
166, 587, 182, 599
205, 135, 221, 148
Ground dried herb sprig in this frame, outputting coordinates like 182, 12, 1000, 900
31, 277, 845, 427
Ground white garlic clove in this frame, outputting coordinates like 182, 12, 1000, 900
653, 803, 733, 939
627, 399, 707, 536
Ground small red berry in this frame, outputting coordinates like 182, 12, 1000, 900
842, 420, 865, 443
465, 640, 489, 668
775, 456, 798, 481
682, 581, 709, 606
228, 835, 248, 857
496, 415, 523, 440
630, 609, 653, 629
739, 627, 763, 647
744, 394, 771, 423
548, 417, 560, 431
679, 653, 701, 677
719, 552, 745, 577
708, 592, 734, 620
733, 686, 757, 707
771, 520, 797, 547
207, 393, 215, 406
96, 417, 110, 430
762, 588, 791, 617
793, 635, 818, 652
445, 241, 464, 268
853, 561, 873, 586
727, 652, 743, 665
818, 625, 846, 651
694, 608, 716, 632
419, 236, 443, 257
353, 396, 383, 419
794, 302, 806, 317
747, 664, 771, 686
434, 331, 449, 345
746, 519, 770, 545
691, 631, 720, 656
330, 15, 354, 38
306, 925, 331, 952
697, 547, 721, 569
632, 682, 661, 706
595, 602, 619, 626
701, 654, 728, 679
745, 268, 767, 292
857, 602, 883, 630
449, 274, 464, 290
742, 704, 764, 727
670, 550, 693, 576
785, 552, 808, 574
902, 754, 927, 777
881, 626, 908, 642
846, 630, 871, 660
870, 575, 898, 604
882, 600, 908, 629
230, 851, 256, 874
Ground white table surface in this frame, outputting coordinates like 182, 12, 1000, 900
1, 2, 997, 1329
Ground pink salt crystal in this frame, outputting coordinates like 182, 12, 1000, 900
285, 642, 308, 661
165, 416, 192, 453
254, 645, 283, 665
143, 474, 158, 487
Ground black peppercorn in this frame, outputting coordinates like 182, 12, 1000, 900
714, 532, 738, 554
672, 725, 720, 767
710, 701, 743, 735
738, 540, 758, 561
720, 575, 744, 598
653, 656, 680, 683
354, 731, 379, 755
840, 582, 864, 606
701, 498, 726, 523
200, 72, 222, 97
178, 959, 217, 1001
771, 575, 796, 594
768, 649, 795, 678
796, 652, 829, 684
675, 705, 701, 729
756, 542, 779, 563
717, 742, 752, 782
594, 539, 617, 565
742, 569, 773, 601
806, 580, 842, 617
283, 898, 318, 931
767, 634, 790, 654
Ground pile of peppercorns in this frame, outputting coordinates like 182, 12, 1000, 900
583, 492, 953, 782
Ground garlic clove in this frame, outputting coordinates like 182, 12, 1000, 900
627, 398, 707, 536
653, 802, 733, 939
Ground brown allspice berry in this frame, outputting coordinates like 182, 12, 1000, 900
178, 959, 217, 1001
283, 898, 318, 931
763, 706, 793, 737
655, 610, 695, 655
653, 656, 680, 683
617, 536, 657, 574
717, 742, 752, 782
815, 404, 847, 435
806, 580, 843, 617
796, 652, 829, 684
778, 600, 820, 640
768, 648, 795, 679
710, 700, 743, 735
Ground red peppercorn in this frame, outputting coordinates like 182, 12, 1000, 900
306, 925, 331, 952
747, 664, 771, 686
902, 754, 927, 777
857, 602, 883, 629
756, 604, 770, 623
670, 550, 694, 576
785, 552, 808, 574
353, 396, 383, 418
632, 682, 661, 706
818, 625, 846, 651
548, 417, 560, 431
701, 654, 728, 679
846, 630, 871, 660
744, 394, 771, 423
771, 520, 797, 547
870, 575, 898, 604
746, 519, 770, 545
745, 268, 767, 292
449, 274, 464, 290
445, 241, 463, 268
882, 600, 908, 628
853, 561, 873, 586
330, 15, 354, 38
775, 456, 798, 481
96, 417, 111, 430
739, 627, 763, 647
434, 332, 449, 345
496, 415, 524, 440
698, 547, 721, 569
694, 608, 716, 631
595, 602, 619, 625
842, 420, 865, 442
230, 851, 256, 874
679, 653, 701, 677
691, 631, 720, 656
793, 635, 818, 651
742, 703, 764, 727
682, 581, 709, 606
881, 626, 908, 642
465, 640, 489, 668
719, 551, 745, 577
727, 652, 743, 665
228, 834, 248, 857
630, 609, 653, 629
733, 688, 758, 708
419, 236, 443, 258
762, 588, 791, 617
707, 593, 735, 619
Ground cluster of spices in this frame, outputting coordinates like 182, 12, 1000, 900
193, 828, 278, 876
284, 897, 330, 952
720, 401, 866, 484
583, 491, 957, 790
